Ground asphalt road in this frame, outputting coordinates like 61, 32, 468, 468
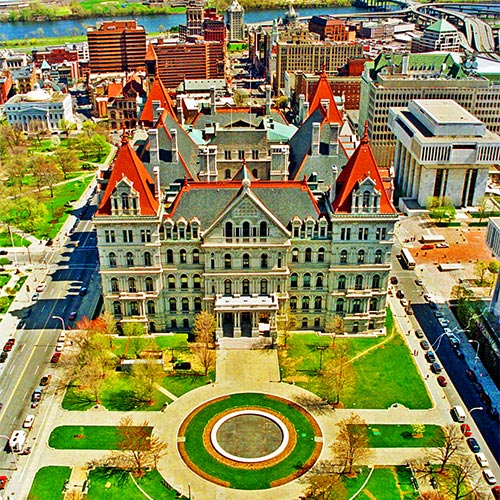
0, 202, 99, 473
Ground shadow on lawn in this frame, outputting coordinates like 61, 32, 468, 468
90, 467, 130, 487
103, 390, 145, 411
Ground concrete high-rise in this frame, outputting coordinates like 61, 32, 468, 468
87, 20, 146, 74
226, 0, 245, 42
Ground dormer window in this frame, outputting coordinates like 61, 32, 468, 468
352, 178, 380, 214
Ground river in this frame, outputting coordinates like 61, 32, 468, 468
0, 6, 373, 41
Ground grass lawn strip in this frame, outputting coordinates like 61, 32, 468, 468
48, 425, 152, 450
178, 393, 321, 490
27, 466, 71, 500
365, 424, 444, 448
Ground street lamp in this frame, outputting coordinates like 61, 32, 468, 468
470, 406, 483, 413
317, 345, 328, 372
52, 315, 66, 331
469, 340, 480, 364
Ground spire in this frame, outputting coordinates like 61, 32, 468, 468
121, 124, 128, 145
361, 120, 369, 144
308, 68, 343, 125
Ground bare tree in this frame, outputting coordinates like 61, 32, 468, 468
122, 322, 146, 359
277, 307, 297, 348
442, 456, 481, 500
474, 260, 490, 286
114, 416, 168, 477
301, 461, 348, 500
428, 424, 464, 473
323, 342, 352, 406
28, 154, 64, 197
132, 361, 165, 403
192, 311, 216, 376
332, 413, 372, 475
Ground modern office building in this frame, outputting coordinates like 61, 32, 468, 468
308, 16, 351, 41
487, 218, 500, 320
226, 0, 245, 42
359, 52, 500, 167
87, 20, 146, 74
411, 19, 460, 53
94, 76, 397, 338
388, 99, 500, 210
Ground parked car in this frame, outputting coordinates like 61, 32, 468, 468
461, 423, 473, 437
35, 282, 46, 293
434, 310, 443, 318
429, 301, 438, 310
390, 276, 398, 285
0, 352, 7, 363
431, 362, 442, 373
426, 351, 436, 363
396, 289, 405, 299
483, 469, 497, 485
405, 307, 413, 315
31, 292, 39, 301
437, 375, 447, 387
421, 244, 434, 250
415, 329, 425, 339
68, 311, 77, 321
58, 333, 66, 342
415, 279, 423, 286
16, 319, 26, 330
475, 453, 489, 468
51, 352, 61, 363
448, 336, 460, 348
0, 250, 7, 256
0, 476, 7, 490
436, 242, 449, 248
400, 298, 409, 308
39, 375, 51, 386
454, 347, 465, 360
420, 340, 430, 350
22, 415, 35, 429
492, 486, 500, 499
467, 437, 481, 453
423, 293, 433, 302
55, 341, 65, 352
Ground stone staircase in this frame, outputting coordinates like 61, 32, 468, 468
217, 336, 273, 350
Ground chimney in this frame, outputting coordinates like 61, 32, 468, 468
311, 122, 320, 156
320, 98, 329, 118
210, 86, 216, 115
270, 144, 289, 181
303, 101, 309, 124
152, 100, 161, 121
402, 54, 409, 75
148, 128, 159, 163
298, 93, 305, 124
177, 102, 184, 125
329, 165, 338, 206
265, 84, 272, 115
153, 166, 161, 202
170, 128, 178, 162
329, 123, 339, 156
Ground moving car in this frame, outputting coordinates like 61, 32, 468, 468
454, 347, 465, 360
438, 317, 450, 327
448, 336, 460, 348
475, 453, 489, 468
465, 369, 478, 383
23, 308, 32, 319
68, 311, 77, 321
39, 375, 51, 386
461, 424, 472, 437
467, 437, 481, 453
483, 469, 497, 485
492, 486, 500, 499
437, 375, 447, 387
17, 319, 26, 329
3, 339, 15, 352
79, 287, 88, 296
31, 292, 39, 301
22, 415, 35, 429
55, 341, 65, 352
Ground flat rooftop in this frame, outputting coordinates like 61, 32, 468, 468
411, 99, 481, 126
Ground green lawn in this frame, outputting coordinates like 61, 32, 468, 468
111, 333, 189, 359
62, 373, 171, 411
0, 273, 10, 288
161, 374, 212, 397
365, 424, 444, 448
0, 231, 30, 247
348, 467, 417, 500
87, 468, 185, 500
48, 425, 152, 450
27, 466, 71, 500
182, 393, 317, 490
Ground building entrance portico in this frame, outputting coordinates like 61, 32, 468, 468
215, 295, 278, 340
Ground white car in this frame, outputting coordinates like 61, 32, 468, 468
483, 469, 496, 485
476, 453, 489, 468
55, 341, 65, 352
438, 317, 450, 327
22, 415, 35, 429
58, 332, 66, 342
400, 299, 409, 308
423, 293, 433, 302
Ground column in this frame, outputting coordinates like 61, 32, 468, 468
234, 312, 241, 337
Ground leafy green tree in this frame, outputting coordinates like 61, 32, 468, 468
476, 196, 488, 224
132, 360, 165, 403
123, 322, 147, 359
474, 260, 489, 285
90, 134, 108, 161
53, 147, 80, 179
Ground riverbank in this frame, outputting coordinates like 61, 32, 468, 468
0, 0, 351, 23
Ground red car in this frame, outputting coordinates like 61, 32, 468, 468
421, 244, 434, 250
492, 486, 500, 499
0, 476, 7, 490
460, 423, 472, 437
51, 352, 61, 363
437, 376, 447, 387
3, 339, 14, 352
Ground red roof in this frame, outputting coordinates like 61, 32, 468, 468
308, 68, 343, 125
145, 42, 157, 61
96, 133, 159, 217
332, 123, 395, 214
140, 77, 176, 126
107, 82, 123, 98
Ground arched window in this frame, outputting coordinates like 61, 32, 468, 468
130, 301, 139, 315
181, 274, 188, 290
126, 252, 134, 267
147, 300, 155, 314
168, 274, 175, 290
193, 274, 201, 290
121, 193, 129, 210
318, 247, 325, 262
369, 298, 378, 311
252, 168, 258, 178
180, 249, 187, 264
362, 190, 370, 208
314, 317, 321, 328
166, 249, 174, 264
336, 298, 344, 312
224, 254, 232, 269
194, 297, 202, 312
290, 296, 297, 310
171, 319, 177, 329
242, 253, 250, 269
261, 253, 268, 269
113, 301, 122, 315
357, 249, 365, 264
303, 273, 311, 289
144, 252, 152, 267
260, 279, 268, 295
150, 322, 156, 333
169, 298, 177, 312
355, 275, 363, 290
260, 221, 267, 238
292, 248, 299, 263
338, 275, 346, 290
225, 221, 233, 238
352, 299, 361, 314
301, 317, 308, 328
372, 274, 381, 289
375, 249, 383, 264
290, 273, 298, 289
128, 277, 136, 293
111, 278, 119, 292
305, 248, 312, 262
109, 252, 117, 268
314, 296, 322, 311
182, 297, 189, 312
242, 279, 250, 295
242, 221, 250, 238
192, 249, 200, 264
145, 277, 154, 292
316, 274, 324, 289
340, 249, 347, 264
302, 296, 310, 311
224, 279, 232, 295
